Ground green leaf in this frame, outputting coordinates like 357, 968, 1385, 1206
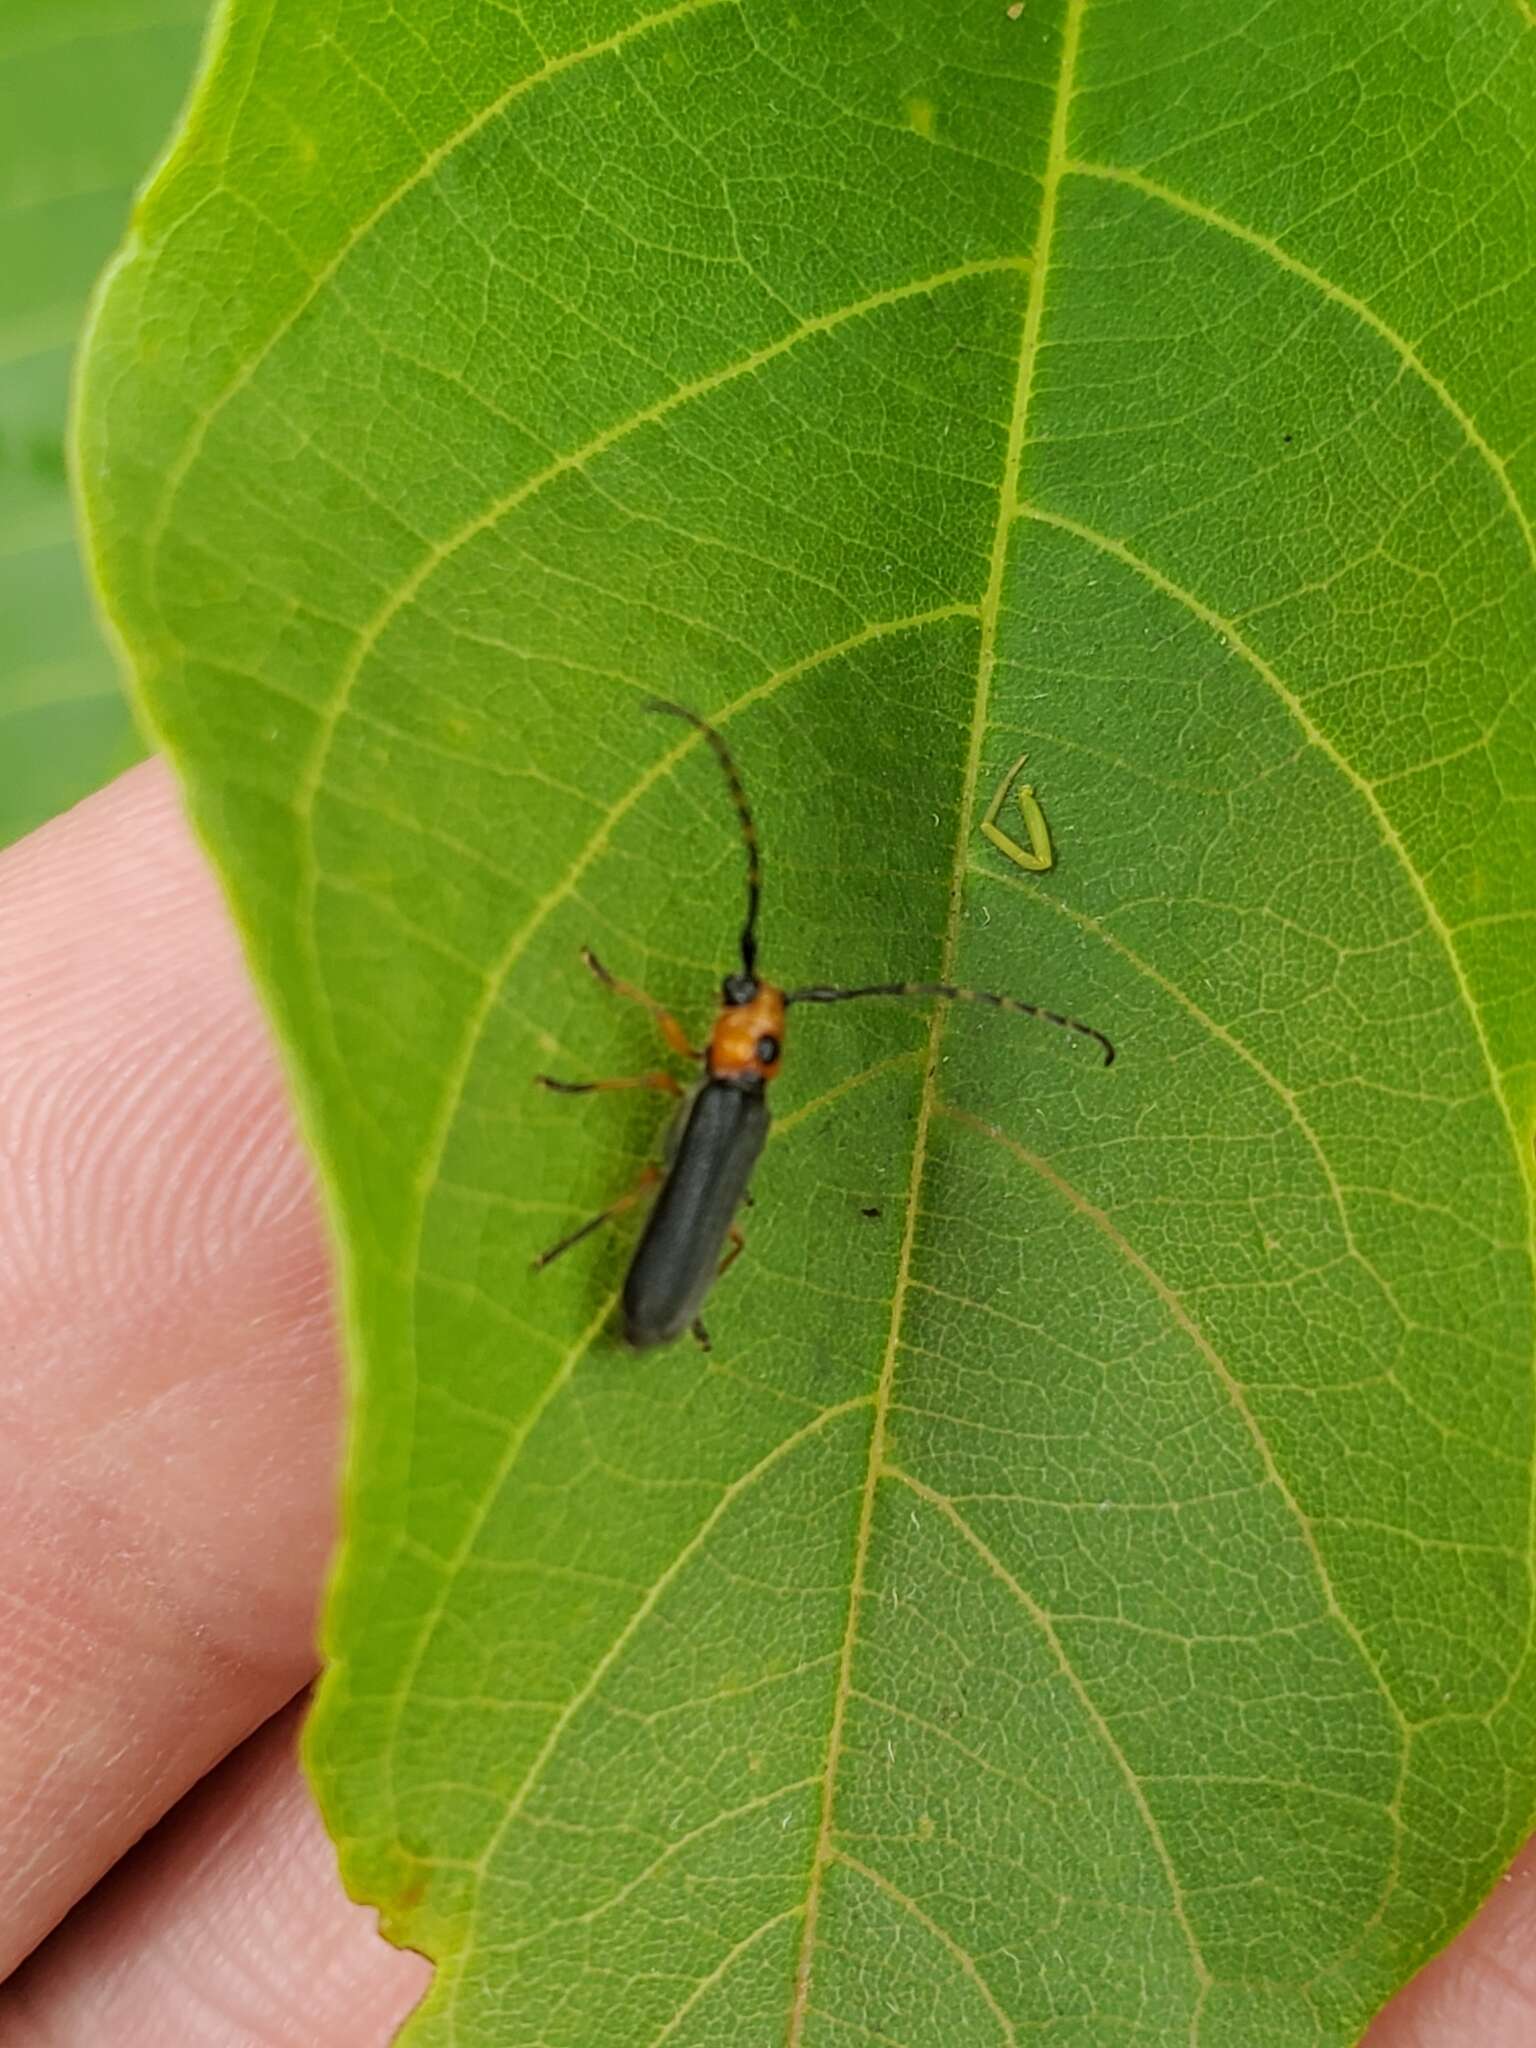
77, 2, 1536, 2041
0, 0, 204, 845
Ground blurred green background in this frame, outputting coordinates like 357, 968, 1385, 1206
0, 0, 205, 847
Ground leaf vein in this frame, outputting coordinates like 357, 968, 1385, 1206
1066, 159, 1535, 570
786, 5, 1086, 2037
834, 1850, 1021, 2045
141, 0, 736, 578
884, 1467, 1214, 2017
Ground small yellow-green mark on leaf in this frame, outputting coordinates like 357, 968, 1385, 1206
904, 95, 937, 140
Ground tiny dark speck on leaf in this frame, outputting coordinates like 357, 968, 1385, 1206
1283, 432, 1294, 444
861, 1205, 881, 1219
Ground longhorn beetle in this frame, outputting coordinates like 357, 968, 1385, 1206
533, 702, 1115, 1350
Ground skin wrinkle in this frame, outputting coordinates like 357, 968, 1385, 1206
0, 776, 1530, 2038
0, 1701, 430, 2044
0, 764, 337, 1978
69, 0, 1536, 2031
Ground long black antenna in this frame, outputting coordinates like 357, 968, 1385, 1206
646, 700, 761, 982
784, 980, 1116, 1066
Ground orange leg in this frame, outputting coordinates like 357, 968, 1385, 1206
689, 1225, 749, 1351
534, 1069, 682, 1097
531, 1165, 661, 1272
581, 947, 700, 1061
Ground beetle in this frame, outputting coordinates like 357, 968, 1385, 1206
533, 701, 1114, 1350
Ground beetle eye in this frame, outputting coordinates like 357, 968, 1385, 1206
755, 1034, 780, 1066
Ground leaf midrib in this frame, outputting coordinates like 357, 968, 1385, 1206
785, 3, 1090, 2035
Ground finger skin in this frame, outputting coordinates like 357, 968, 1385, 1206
0, 1696, 430, 2044
1363, 1837, 1536, 2045
0, 763, 338, 1970
2, 767, 1531, 2040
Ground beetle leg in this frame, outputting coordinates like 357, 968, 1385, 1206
717, 1223, 747, 1279
534, 1069, 682, 1097
690, 1318, 713, 1352
531, 1164, 661, 1271
581, 946, 700, 1060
